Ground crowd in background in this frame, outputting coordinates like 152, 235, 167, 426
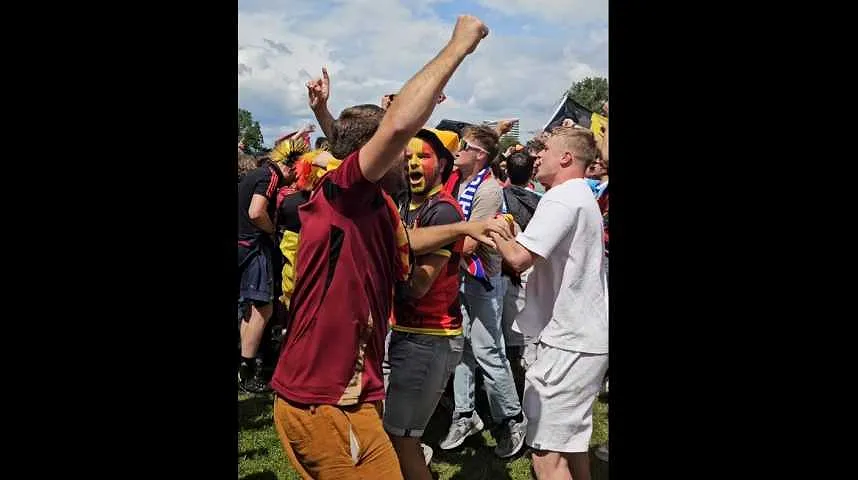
237, 15, 608, 480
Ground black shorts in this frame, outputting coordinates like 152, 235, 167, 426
238, 239, 275, 305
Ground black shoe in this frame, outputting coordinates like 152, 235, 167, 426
239, 375, 272, 394
238, 361, 272, 394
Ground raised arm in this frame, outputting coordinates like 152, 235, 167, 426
307, 67, 336, 140
358, 15, 489, 182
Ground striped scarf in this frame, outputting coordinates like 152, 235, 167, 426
445, 167, 495, 291
456, 167, 492, 219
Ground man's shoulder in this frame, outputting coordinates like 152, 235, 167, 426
476, 177, 502, 194
240, 165, 269, 185
421, 192, 464, 226
545, 179, 593, 203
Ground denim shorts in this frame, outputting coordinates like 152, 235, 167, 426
383, 331, 464, 437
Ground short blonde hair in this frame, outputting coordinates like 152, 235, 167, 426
550, 125, 598, 169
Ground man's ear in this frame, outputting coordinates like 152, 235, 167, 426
560, 151, 575, 167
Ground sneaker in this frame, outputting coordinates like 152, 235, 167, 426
238, 363, 272, 395
239, 374, 272, 394
439, 412, 484, 450
421, 443, 433, 465
494, 416, 527, 458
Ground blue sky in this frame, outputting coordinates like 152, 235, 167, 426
238, 0, 607, 146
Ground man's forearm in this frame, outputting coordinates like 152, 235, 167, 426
492, 233, 533, 273
250, 214, 276, 235
383, 43, 469, 139
312, 105, 336, 140
409, 222, 469, 256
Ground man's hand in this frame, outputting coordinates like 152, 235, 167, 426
306, 67, 330, 110
464, 217, 513, 247
497, 119, 516, 136
449, 15, 489, 55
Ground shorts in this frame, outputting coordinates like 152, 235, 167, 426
523, 342, 608, 453
238, 240, 275, 305
273, 397, 402, 480
384, 331, 464, 437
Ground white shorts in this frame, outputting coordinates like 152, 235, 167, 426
523, 342, 608, 453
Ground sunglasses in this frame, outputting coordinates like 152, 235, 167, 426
459, 139, 488, 154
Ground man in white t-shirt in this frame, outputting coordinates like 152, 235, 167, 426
487, 125, 608, 480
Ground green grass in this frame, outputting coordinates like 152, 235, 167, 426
238, 393, 608, 480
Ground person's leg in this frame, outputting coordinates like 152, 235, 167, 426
272, 397, 314, 480
524, 344, 608, 480
389, 436, 432, 480
241, 302, 272, 360
463, 275, 526, 457
441, 291, 485, 450
272, 397, 363, 480
464, 276, 520, 423
452, 290, 476, 416
501, 276, 526, 401
351, 402, 403, 479
238, 245, 276, 392
531, 450, 573, 480
566, 452, 592, 480
386, 332, 464, 472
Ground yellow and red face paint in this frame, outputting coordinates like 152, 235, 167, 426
405, 138, 440, 195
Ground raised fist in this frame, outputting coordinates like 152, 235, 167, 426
450, 15, 489, 55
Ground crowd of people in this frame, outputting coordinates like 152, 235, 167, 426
237, 15, 609, 480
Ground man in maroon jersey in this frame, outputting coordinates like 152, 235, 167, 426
270, 15, 492, 479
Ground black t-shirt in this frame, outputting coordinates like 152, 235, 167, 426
400, 196, 462, 254
238, 163, 284, 241
278, 190, 312, 233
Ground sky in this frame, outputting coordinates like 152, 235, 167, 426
238, 0, 607, 147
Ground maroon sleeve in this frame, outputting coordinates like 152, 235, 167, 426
326, 150, 378, 204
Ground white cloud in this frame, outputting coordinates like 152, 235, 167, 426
476, 0, 607, 24
238, 0, 607, 145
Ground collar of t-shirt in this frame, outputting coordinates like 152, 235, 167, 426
409, 184, 443, 211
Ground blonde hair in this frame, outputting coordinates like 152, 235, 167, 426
550, 125, 598, 169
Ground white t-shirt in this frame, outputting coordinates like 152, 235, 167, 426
515, 178, 608, 354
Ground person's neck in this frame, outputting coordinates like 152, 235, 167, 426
410, 184, 443, 210
460, 162, 485, 184
600, 174, 609, 184
547, 169, 585, 189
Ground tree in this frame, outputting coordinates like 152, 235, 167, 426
238, 108, 264, 153
567, 77, 609, 113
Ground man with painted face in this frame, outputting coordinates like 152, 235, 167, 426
385, 129, 465, 479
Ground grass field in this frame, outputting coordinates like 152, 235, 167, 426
238, 391, 608, 479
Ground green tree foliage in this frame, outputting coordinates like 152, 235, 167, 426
567, 77, 609, 113
238, 108, 264, 152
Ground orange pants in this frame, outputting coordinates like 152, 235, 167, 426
273, 396, 403, 480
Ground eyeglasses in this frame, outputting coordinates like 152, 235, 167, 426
459, 139, 488, 155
